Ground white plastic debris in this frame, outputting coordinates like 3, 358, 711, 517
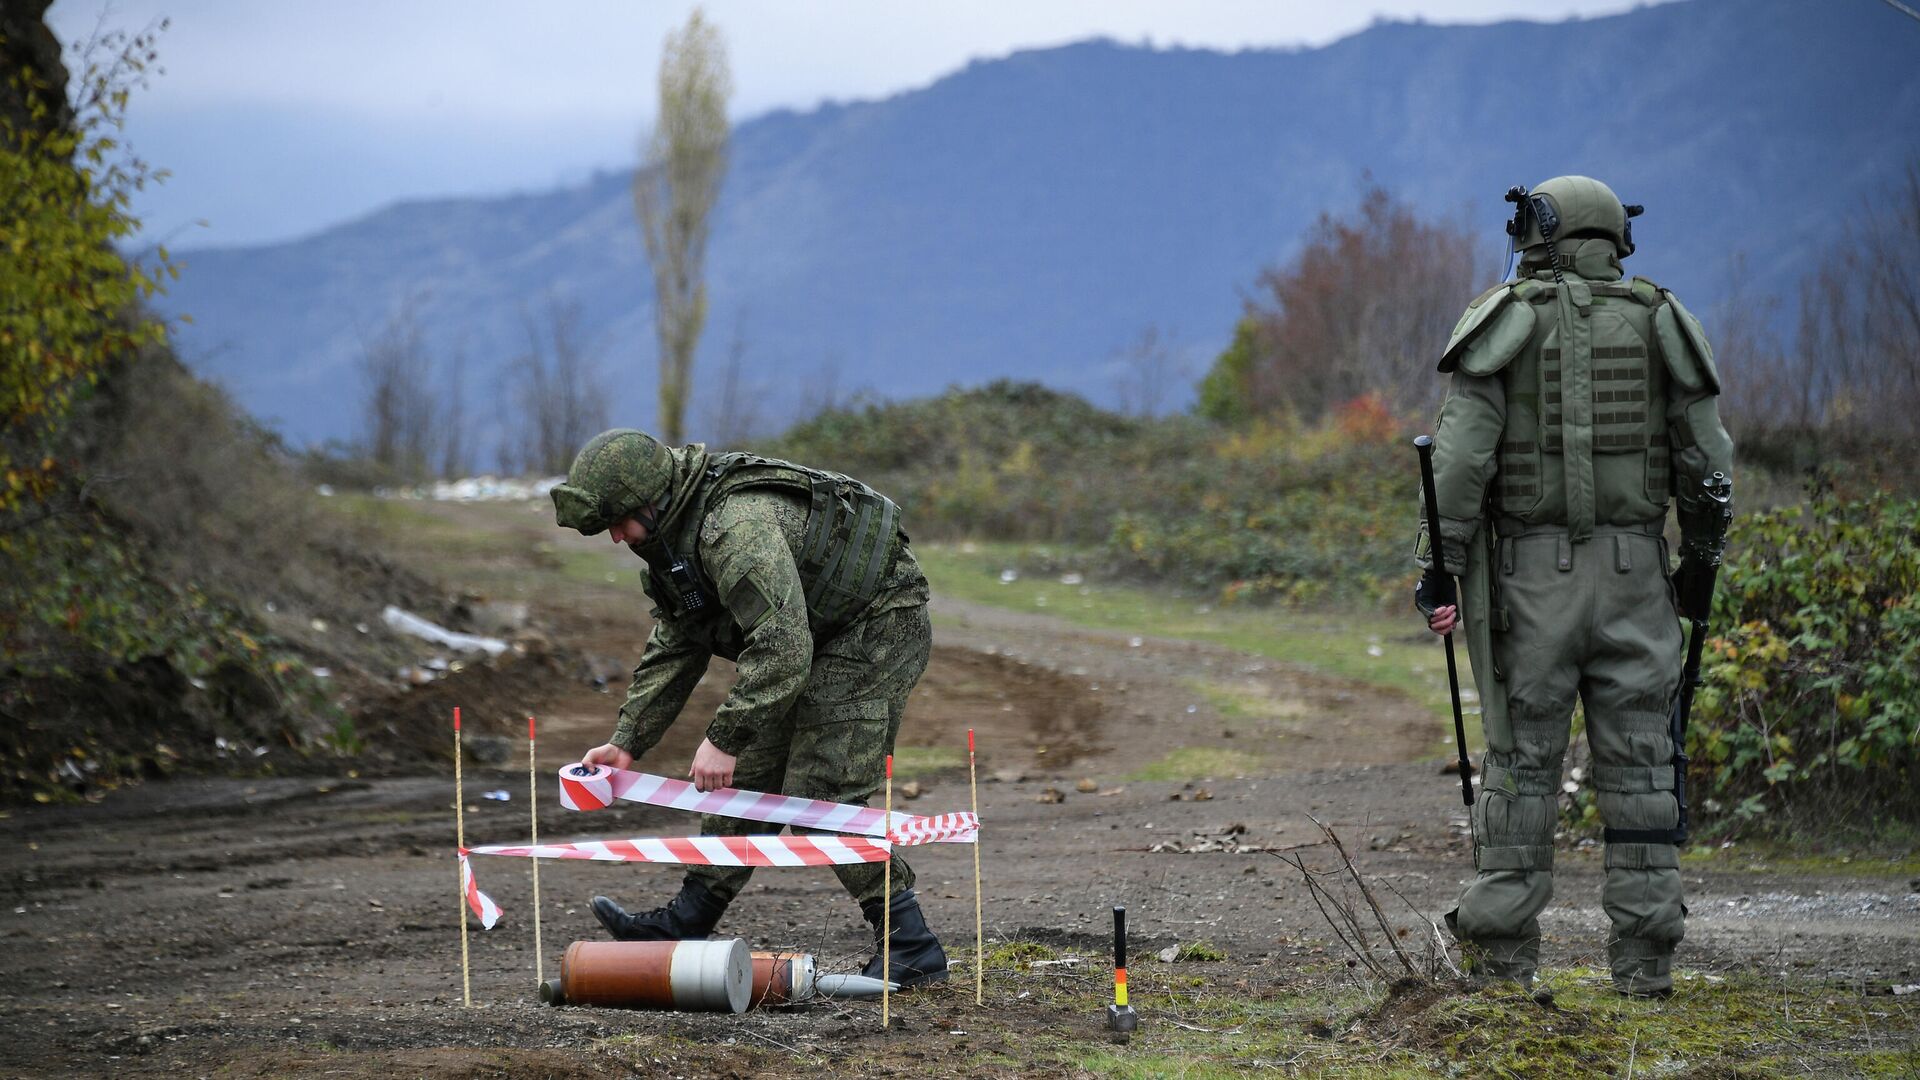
483, 790, 511, 802
998, 568, 1019, 584
408, 475, 568, 503
381, 605, 508, 657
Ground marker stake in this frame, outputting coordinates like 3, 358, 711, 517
968, 728, 983, 1006
882, 753, 893, 1030
528, 715, 544, 988
455, 707, 472, 1008
1107, 905, 1137, 1037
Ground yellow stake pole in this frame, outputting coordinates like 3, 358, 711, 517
528, 715, 544, 988
969, 728, 983, 1006
882, 753, 893, 1029
455, 707, 471, 1008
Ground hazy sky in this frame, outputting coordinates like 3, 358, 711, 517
47, 0, 1649, 248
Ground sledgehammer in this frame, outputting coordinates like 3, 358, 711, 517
1106, 905, 1137, 1041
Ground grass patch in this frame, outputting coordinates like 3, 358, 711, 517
983, 939, 1061, 971
918, 542, 1478, 740
1164, 940, 1228, 962
890, 744, 965, 779
1126, 746, 1265, 782
1680, 844, 1920, 879
1190, 678, 1307, 724
567, 962, 1920, 1078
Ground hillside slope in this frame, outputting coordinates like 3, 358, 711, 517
160, 0, 1920, 450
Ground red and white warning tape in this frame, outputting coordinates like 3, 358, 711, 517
459, 854, 501, 930
466, 833, 891, 867
459, 767, 980, 929
557, 765, 979, 844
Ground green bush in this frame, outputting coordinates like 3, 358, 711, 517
1102, 414, 1413, 606
1690, 493, 1920, 828
764, 383, 1421, 607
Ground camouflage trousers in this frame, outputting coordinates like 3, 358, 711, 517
687, 601, 932, 907
1449, 525, 1686, 995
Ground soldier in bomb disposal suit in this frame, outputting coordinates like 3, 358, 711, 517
551, 429, 948, 987
1416, 177, 1734, 997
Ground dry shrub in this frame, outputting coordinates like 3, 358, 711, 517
1229, 183, 1484, 422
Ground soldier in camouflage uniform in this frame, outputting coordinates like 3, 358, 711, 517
551, 429, 948, 986
1416, 177, 1734, 997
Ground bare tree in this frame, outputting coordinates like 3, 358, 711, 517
635, 7, 732, 444
438, 343, 473, 479
503, 298, 610, 475
1797, 160, 1920, 443
1710, 254, 1803, 438
797, 353, 843, 419
701, 316, 762, 449
1111, 325, 1189, 417
357, 298, 435, 480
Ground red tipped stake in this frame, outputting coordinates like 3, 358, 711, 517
453, 706, 461, 731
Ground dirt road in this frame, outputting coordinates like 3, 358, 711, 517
3, 524, 1916, 1076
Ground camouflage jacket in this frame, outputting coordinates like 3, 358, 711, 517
612, 487, 928, 758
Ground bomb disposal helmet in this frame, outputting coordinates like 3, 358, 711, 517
1508, 175, 1642, 255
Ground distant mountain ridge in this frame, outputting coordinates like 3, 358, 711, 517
157, 0, 1920, 453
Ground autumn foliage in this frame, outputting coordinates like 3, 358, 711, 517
1, 23, 175, 522
1198, 184, 1483, 425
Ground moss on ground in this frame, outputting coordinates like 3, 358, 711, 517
581, 962, 1919, 1078
1125, 746, 1266, 782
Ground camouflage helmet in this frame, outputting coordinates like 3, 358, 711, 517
1509, 175, 1640, 256
550, 428, 675, 536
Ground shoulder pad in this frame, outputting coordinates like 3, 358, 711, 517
1438, 284, 1537, 375
1653, 290, 1722, 394
1629, 276, 1660, 306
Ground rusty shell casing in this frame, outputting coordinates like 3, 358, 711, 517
748, 951, 815, 1007
559, 939, 751, 1013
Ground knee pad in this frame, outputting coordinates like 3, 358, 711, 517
1473, 762, 1559, 871
1593, 762, 1678, 844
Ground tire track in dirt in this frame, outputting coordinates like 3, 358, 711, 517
926, 594, 1442, 780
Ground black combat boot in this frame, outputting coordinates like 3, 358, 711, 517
859, 888, 950, 988
591, 877, 727, 941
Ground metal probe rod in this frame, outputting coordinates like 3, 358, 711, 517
1415, 435, 1476, 806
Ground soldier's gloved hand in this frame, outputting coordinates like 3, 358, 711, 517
1670, 557, 1713, 622
1414, 570, 1457, 618
1415, 572, 1459, 637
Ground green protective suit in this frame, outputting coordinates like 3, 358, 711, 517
581, 446, 930, 906
1426, 233, 1734, 994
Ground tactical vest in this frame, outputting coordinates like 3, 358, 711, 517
1438, 269, 1721, 540
638, 452, 904, 631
